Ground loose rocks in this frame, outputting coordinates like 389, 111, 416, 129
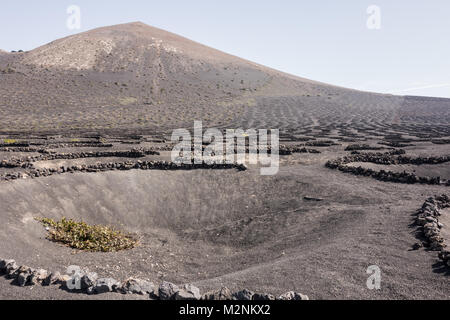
233, 289, 254, 300
42, 272, 65, 286
252, 293, 276, 300
416, 195, 449, 252
118, 278, 155, 295
326, 150, 448, 186
0, 259, 310, 299
415, 195, 449, 268
174, 284, 201, 300
0, 259, 15, 274
158, 281, 179, 300
15, 266, 34, 287
88, 278, 120, 295
29, 268, 48, 285
278, 291, 309, 300
202, 287, 233, 300
81, 272, 98, 290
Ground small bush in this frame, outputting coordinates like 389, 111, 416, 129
36, 217, 138, 252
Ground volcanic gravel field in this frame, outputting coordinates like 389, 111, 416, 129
0, 22, 448, 300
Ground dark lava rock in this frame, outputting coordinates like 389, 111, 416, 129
81, 272, 98, 290
88, 278, 120, 294
15, 266, 34, 287
118, 278, 155, 295
304, 196, 324, 202
202, 287, 233, 300
29, 269, 48, 285
42, 272, 65, 286
174, 284, 201, 300
158, 281, 179, 300
233, 289, 254, 300
0, 259, 15, 274
252, 293, 276, 300
278, 291, 309, 300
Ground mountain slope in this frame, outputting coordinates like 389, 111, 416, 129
0, 22, 339, 133
0, 22, 449, 138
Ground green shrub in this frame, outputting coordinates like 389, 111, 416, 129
36, 217, 138, 252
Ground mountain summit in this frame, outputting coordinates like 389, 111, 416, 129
22, 22, 250, 71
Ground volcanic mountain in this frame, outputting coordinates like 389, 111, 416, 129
0, 21, 449, 139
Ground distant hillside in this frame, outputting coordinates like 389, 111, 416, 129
0, 22, 448, 136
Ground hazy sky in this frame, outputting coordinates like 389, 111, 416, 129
1, 1, 449, 98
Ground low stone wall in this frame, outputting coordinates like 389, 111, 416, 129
333, 149, 450, 166
198, 145, 321, 155
378, 141, 413, 148
44, 143, 114, 148
0, 149, 160, 168
0, 147, 49, 153
345, 144, 385, 151
0, 160, 247, 181
305, 140, 339, 147
431, 139, 450, 145
326, 161, 444, 185
0, 142, 30, 148
279, 145, 321, 155
37, 149, 160, 160
0, 259, 308, 300
325, 150, 450, 186
0, 159, 34, 169
415, 195, 450, 268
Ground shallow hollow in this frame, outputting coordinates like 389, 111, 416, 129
0, 166, 376, 289
0, 169, 306, 237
